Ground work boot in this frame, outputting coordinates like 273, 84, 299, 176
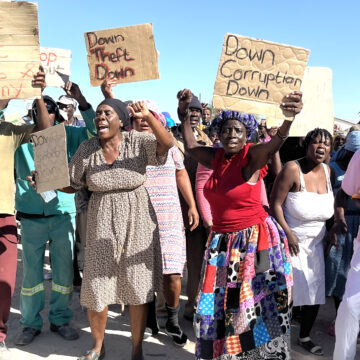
15, 327, 41, 346
50, 323, 79, 340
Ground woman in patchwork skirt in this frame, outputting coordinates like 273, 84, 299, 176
177, 89, 303, 359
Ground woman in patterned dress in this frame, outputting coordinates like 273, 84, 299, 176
131, 100, 199, 346
177, 89, 303, 359
57, 98, 173, 360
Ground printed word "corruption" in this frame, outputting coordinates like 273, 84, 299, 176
220, 60, 302, 88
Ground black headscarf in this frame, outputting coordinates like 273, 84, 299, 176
97, 98, 130, 127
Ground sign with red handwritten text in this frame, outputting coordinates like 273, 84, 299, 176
0, 1, 41, 99
213, 34, 309, 125
40, 47, 72, 87
84, 23, 159, 86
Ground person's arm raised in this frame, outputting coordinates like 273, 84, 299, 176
32, 66, 50, 131
246, 91, 303, 177
101, 77, 117, 99
62, 81, 90, 111
128, 101, 173, 156
270, 161, 300, 256
63, 81, 96, 136
177, 89, 216, 169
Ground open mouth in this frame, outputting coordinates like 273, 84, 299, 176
97, 124, 109, 133
315, 149, 325, 156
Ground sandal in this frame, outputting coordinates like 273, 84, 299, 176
78, 344, 105, 360
297, 337, 323, 356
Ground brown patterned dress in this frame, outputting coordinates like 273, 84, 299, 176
69, 130, 165, 311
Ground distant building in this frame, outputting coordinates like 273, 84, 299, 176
334, 117, 358, 131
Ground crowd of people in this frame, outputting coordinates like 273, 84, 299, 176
0, 70, 360, 360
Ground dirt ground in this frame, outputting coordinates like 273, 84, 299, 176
5, 244, 360, 359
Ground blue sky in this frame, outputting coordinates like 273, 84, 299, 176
7, 0, 360, 122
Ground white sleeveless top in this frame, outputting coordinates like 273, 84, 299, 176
283, 162, 334, 306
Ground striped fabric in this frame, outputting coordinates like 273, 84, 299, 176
145, 146, 186, 275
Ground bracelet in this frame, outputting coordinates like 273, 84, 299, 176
276, 128, 289, 140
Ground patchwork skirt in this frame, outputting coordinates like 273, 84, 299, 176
194, 216, 293, 359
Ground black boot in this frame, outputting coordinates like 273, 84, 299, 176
165, 303, 188, 347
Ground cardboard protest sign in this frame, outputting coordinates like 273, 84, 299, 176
289, 67, 334, 136
84, 23, 159, 86
40, 47, 72, 87
0, 1, 41, 99
213, 34, 310, 125
32, 123, 70, 193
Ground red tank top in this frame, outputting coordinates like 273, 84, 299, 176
204, 144, 268, 233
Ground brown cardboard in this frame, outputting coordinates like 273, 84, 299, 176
84, 23, 159, 86
0, 1, 41, 99
40, 47, 72, 87
290, 67, 334, 136
32, 123, 70, 193
213, 34, 310, 125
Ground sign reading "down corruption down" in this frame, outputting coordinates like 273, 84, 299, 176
213, 34, 310, 124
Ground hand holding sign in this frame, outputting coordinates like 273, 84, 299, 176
62, 81, 88, 109
280, 91, 303, 116
31, 66, 46, 93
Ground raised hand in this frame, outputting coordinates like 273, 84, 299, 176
62, 81, 81, 100
177, 89, 192, 121
62, 81, 88, 109
101, 77, 117, 99
268, 127, 278, 138
32, 65, 46, 93
201, 102, 209, 110
280, 91, 303, 116
128, 101, 151, 119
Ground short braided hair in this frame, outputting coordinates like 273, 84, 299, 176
303, 128, 333, 151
